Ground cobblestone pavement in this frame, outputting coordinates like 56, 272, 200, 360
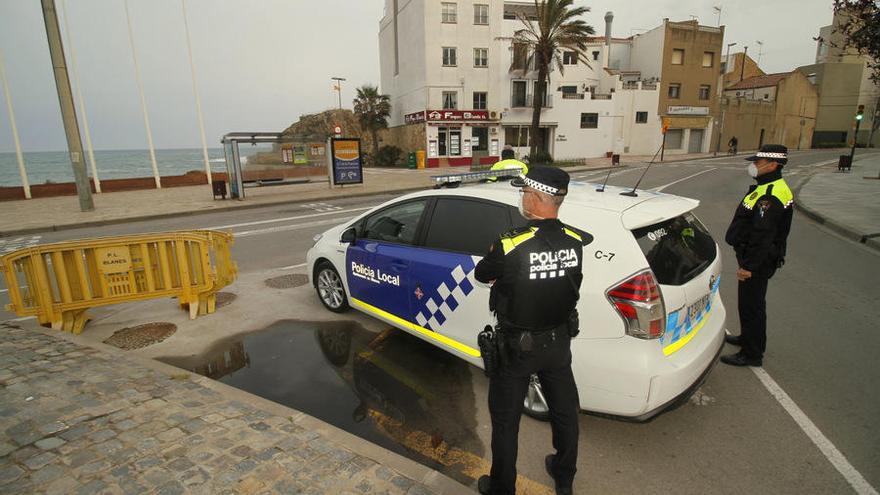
0, 323, 457, 494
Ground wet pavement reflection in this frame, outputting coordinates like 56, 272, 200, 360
157, 319, 482, 484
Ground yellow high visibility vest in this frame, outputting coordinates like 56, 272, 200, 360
741, 178, 794, 210
488, 159, 528, 182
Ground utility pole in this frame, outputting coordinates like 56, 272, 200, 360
331, 77, 345, 109
740, 46, 748, 83
41, 0, 93, 211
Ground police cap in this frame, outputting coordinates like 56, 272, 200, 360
745, 144, 788, 165
511, 166, 570, 196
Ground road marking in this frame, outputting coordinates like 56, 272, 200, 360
651, 168, 717, 192
751, 367, 879, 495
301, 202, 343, 212
207, 207, 371, 230
276, 262, 307, 270
234, 217, 353, 238
4, 316, 35, 322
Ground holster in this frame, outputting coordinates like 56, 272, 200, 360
478, 325, 500, 377
568, 309, 580, 338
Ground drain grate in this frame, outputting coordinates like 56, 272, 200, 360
103, 322, 177, 350
215, 292, 237, 308
265, 274, 309, 289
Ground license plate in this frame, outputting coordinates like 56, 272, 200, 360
687, 293, 710, 321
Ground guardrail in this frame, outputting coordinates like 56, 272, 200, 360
1, 230, 237, 334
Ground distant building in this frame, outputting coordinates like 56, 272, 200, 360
720, 72, 819, 150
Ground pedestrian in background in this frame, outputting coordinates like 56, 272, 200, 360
722, 144, 794, 367
475, 167, 591, 495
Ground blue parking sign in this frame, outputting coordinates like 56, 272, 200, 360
330, 138, 363, 185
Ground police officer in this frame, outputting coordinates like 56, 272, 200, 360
722, 144, 794, 367
488, 146, 528, 182
475, 167, 591, 495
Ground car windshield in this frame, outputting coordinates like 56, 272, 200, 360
631, 212, 716, 286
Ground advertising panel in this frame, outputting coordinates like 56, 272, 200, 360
330, 138, 363, 185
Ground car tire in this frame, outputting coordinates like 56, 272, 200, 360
315, 261, 349, 313
523, 374, 551, 422
317, 327, 352, 367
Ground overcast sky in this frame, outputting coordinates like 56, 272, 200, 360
0, 0, 835, 153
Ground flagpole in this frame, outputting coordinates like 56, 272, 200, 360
181, 0, 211, 185
0, 48, 31, 199
124, 0, 161, 188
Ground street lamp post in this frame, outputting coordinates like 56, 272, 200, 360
849, 105, 864, 163
331, 77, 346, 109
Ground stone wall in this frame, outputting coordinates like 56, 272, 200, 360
378, 124, 427, 155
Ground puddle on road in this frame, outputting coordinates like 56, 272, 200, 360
157, 319, 482, 483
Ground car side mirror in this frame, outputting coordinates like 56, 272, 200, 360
340, 227, 357, 245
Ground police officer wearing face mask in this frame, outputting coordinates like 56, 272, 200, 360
723, 144, 794, 367
474, 167, 592, 495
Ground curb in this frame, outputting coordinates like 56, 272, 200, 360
6, 321, 470, 494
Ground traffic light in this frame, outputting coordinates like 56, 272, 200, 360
856, 105, 864, 121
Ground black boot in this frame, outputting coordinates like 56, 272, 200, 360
545, 455, 573, 495
724, 334, 742, 346
477, 475, 492, 495
720, 351, 762, 367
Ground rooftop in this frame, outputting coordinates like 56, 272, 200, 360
726, 72, 791, 90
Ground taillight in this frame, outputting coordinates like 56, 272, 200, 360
606, 270, 666, 339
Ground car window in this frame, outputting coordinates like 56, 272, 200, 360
362, 200, 427, 245
632, 212, 717, 285
423, 198, 512, 255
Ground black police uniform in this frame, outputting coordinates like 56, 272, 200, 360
724, 147, 794, 364
474, 184, 590, 493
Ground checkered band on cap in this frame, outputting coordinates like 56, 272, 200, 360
524, 176, 560, 195
757, 152, 787, 159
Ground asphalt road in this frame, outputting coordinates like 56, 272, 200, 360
2, 148, 878, 494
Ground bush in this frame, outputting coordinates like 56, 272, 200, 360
524, 150, 554, 165
374, 145, 403, 167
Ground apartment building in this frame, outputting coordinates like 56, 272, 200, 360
378, 0, 662, 166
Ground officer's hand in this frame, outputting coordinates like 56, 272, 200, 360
736, 268, 752, 281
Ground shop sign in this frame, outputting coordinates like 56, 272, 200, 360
426, 110, 491, 122
405, 111, 426, 124
667, 106, 709, 115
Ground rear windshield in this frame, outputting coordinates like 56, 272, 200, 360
632, 212, 716, 286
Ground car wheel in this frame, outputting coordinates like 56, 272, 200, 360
317, 327, 352, 367
315, 261, 349, 313
523, 374, 550, 422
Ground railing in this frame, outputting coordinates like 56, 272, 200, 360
622, 81, 639, 90
561, 93, 585, 99
591, 93, 612, 100
511, 94, 553, 108
1, 230, 237, 334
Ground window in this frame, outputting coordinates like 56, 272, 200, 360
562, 51, 578, 65
635, 111, 648, 124
632, 212, 717, 285
472, 127, 488, 151
511, 80, 528, 107
442, 91, 458, 109
592, 51, 600, 61
702, 51, 714, 68
580, 113, 598, 129
512, 43, 528, 70
474, 4, 489, 24
668, 83, 681, 99
560, 85, 577, 94
423, 199, 513, 255
671, 48, 684, 65
699, 84, 711, 100
473, 91, 487, 110
505, 126, 528, 146
442, 47, 457, 66
474, 48, 488, 67
441, 2, 457, 23
362, 200, 427, 245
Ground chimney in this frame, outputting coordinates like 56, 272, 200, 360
604, 12, 614, 47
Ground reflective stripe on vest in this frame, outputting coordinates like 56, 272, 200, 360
501, 227, 538, 254
742, 178, 794, 210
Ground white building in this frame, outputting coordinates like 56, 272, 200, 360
378, 0, 662, 167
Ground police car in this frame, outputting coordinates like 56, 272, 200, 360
307, 173, 726, 421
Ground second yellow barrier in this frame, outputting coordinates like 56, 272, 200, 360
0, 230, 237, 334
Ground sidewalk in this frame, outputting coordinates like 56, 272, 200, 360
797, 152, 880, 251
0, 321, 463, 494
0, 151, 725, 237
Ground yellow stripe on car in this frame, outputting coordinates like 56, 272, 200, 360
662, 310, 709, 356
352, 297, 481, 358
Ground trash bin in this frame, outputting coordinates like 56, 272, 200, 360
612, 154, 621, 166
407, 152, 417, 169
838, 155, 852, 171
212, 180, 227, 200
416, 150, 426, 169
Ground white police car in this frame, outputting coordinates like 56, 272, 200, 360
307, 176, 725, 421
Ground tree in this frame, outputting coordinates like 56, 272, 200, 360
352, 85, 391, 164
513, 0, 595, 160
831, 0, 880, 84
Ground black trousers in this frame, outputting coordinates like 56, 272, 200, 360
487, 328, 580, 494
737, 268, 775, 359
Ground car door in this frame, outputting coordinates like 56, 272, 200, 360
346, 199, 428, 324
408, 197, 517, 366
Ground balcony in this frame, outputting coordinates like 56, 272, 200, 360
561, 92, 585, 100
590, 93, 612, 100
511, 94, 553, 108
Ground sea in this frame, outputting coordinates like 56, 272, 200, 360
0, 147, 266, 187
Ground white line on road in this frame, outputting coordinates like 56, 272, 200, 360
4, 316, 35, 322
0, 289, 7, 293
752, 367, 879, 495
207, 207, 371, 231
234, 217, 353, 238
651, 168, 718, 192
277, 262, 307, 270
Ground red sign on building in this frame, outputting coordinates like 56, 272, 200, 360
426, 110, 491, 121
404, 111, 426, 124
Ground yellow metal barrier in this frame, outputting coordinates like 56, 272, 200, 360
0, 230, 237, 334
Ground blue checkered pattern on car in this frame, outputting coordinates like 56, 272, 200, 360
414, 256, 481, 331
662, 276, 721, 347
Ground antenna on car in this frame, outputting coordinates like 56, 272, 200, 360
596, 166, 614, 192
620, 143, 664, 197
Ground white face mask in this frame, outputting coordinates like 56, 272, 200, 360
747, 163, 759, 178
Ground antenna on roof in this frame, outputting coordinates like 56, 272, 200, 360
620, 143, 664, 197
596, 164, 614, 192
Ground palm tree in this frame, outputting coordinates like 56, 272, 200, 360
352, 85, 391, 164
514, 0, 595, 160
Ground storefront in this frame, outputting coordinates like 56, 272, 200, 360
405, 110, 502, 167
